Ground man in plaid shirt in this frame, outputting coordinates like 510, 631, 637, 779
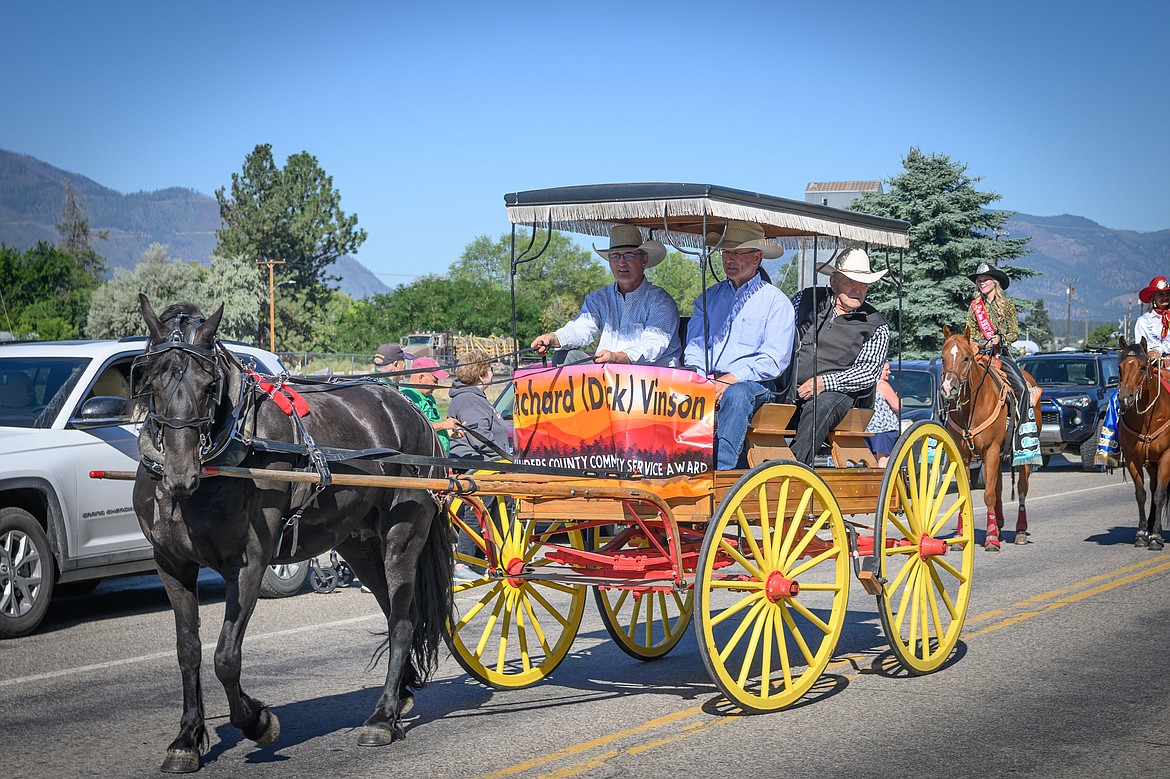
787, 249, 890, 464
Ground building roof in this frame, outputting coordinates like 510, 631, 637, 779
805, 181, 882, 193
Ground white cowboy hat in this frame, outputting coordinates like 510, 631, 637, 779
816, 247, 888, 284
592, 224, 666, 268
705, 220, 783, 259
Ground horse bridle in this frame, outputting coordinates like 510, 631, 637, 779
134, 328, 231, 461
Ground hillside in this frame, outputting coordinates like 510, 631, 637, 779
1003, 213, 1170, 318
3, 149, 1166, 316
0, 149, 389, 299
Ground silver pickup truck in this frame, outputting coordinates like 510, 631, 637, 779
0, 338, 310, 638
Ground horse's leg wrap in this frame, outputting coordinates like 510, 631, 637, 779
985, 509, 1001, 550
1015, 495, 1028, 544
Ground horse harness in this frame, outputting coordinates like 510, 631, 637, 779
941, 350, 1012, 452
1118, 349, 1170, 461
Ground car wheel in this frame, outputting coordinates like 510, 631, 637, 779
259, 560, 310, 598
0, 507, 57, 639
1080, 424, 1103, 472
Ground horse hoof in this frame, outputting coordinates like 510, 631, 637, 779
357, 723, 403, 747
1148, 536, 1165, 551
160, 749, 200, 773
1135, 532, 1150, 548
398, 693, 414, 717
254, 710, 281, 746
1014, 532, 1028, 545
984, 539, 1001, 552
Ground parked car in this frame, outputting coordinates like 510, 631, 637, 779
889, 359, 941, 431
1019, 350, 1119, 471
0, 338, 310, 639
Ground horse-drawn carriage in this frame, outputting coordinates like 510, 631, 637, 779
94, 183, 975, 772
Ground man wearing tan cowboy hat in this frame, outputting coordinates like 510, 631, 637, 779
786, 247, 890, 465
530, 223, 681, 366
683, 220, 795, 470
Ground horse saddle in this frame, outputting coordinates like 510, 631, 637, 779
975, 354, 1041, 406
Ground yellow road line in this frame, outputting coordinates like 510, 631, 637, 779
481, 556, 1170, 779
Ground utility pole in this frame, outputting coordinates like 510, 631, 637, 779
1062, 277, 1078, 346
256, 258, 286, 352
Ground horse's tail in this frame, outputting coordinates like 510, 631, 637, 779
404, 497, 455, 689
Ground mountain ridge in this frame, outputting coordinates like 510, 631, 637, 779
3, 148, 1166, 316
0, 148, 389, 299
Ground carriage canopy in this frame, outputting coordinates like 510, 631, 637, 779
504, 182, 910, 251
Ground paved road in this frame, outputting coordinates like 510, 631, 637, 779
2, 458, 1168, 778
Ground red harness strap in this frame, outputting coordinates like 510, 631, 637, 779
246, 370, 310, 417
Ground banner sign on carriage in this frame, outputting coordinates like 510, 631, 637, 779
512, 364, 714, 476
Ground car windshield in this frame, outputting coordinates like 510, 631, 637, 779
892, 369, 933, 409
1019, 358, 1098, 386
0, 357, 89, 428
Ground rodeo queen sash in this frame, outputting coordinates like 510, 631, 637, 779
972, 298, 997, 342
511, 363, 715, 477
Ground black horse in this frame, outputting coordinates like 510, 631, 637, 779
131, 294, 453, 773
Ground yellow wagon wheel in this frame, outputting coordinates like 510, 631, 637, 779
592, 518, 694, 660
695, 461, 850, 712
875, 421, 974, 675
444, 489, 587, 689
595, 585, 694, 660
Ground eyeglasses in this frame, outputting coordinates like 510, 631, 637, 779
608, 252, 645, 264
722, 249, 761, 260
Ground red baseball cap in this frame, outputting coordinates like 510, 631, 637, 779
411, 356, 449, 379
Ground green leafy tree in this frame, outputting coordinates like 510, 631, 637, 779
849, 148, 1035, 357
449, 230, 609, 325
215, 143, 367, 302
86, 244, 264, 341
334, 276, 544, 353
0, 242, 95, 339
1085, 322, 1118, 349
647, 250, 703, 315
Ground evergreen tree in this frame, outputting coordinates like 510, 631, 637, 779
849, 148, 1035, 356
1020, 297, 1055, 348
56, 177, 108, 277
215, 144, 367, 303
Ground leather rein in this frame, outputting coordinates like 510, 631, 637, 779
941, 345, 1010, 450
1118, 349, 1170, 451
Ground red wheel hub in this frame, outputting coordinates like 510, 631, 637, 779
918, 535, 948, 559
505, 557, 526, 587
764, 571, 799, 602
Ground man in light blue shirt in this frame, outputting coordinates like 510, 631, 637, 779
531, 224, 681, 366
685, 220, 795, 469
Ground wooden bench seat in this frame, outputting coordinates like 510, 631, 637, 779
745, 403, 796, 466
745, 403, 878, 468
827, 407, 876, 467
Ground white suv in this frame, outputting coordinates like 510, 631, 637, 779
0, 338, 310, 639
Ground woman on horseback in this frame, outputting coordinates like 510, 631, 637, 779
1096, 275, 1170, 466
965, 262, 1043, 467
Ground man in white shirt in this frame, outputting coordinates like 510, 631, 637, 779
531, 224, 681, 366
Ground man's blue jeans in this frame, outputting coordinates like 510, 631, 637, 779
715, 380, 774, 470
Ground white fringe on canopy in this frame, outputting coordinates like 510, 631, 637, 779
506, 197, 909, 250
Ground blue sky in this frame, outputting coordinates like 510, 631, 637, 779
3, 0, 1167, 288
